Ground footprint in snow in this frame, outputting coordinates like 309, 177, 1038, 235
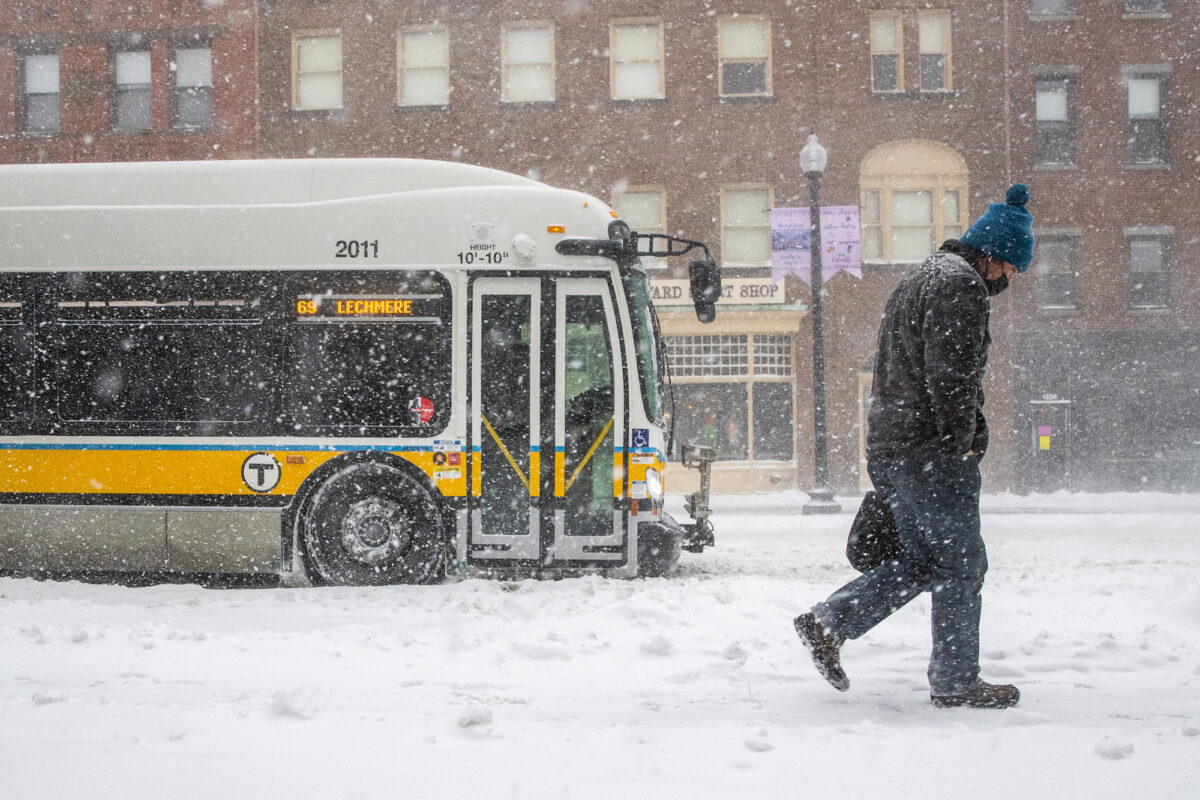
641, 635, 674, 656
458, 706, 494, 728
1094, 736, 1134, 760
31, 691, 68, 706
269, 692, 314, 720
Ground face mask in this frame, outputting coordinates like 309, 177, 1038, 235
985, 275, 1009, 296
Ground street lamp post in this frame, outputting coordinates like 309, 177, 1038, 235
799, 134, 841, 515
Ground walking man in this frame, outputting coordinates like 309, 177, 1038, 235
795, 184, 1035, 709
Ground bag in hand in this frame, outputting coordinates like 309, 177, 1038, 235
846, 490, 901, 572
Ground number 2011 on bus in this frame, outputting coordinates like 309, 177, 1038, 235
335, 240, 379, 258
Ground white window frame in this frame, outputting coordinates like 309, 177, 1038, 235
917, 10, 952, 92
113, 48, 153, 132
397, 25, 450, 108
291, 30, 343, 111
22, 52, 60, 135
171, 43, 213, 130
1123, 0, 1168, 16
613, 185, 667, 269
1125, 227, 1172, 310
1123, 66, 1169, 166
862, 185, 966, 264
860, 142, 969, 265
718, 15, 772, 98
1031, 0, 1075, 18
610, 18, 665, 101
1032, 232, 1080, 311
869, 11, 903, 93
1033, 68, 1078, 167
720, 184, 774, 268
502, 22, 555, 103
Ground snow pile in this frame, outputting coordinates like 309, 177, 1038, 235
2, 493, 1198, 799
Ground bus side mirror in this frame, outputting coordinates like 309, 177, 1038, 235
689, 257, 721, 324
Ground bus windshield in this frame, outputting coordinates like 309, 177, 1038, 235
624, 271, 664, 424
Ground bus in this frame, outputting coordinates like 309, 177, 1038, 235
0, 158, 720, 585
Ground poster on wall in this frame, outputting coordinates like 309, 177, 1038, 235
770, 206, 863, 285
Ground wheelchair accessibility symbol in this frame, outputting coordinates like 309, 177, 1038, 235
632, 428, 650, 448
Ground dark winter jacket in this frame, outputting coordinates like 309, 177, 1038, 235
866, 240, 991, 462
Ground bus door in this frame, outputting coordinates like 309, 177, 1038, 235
469, 278, 542, 562
552, 279, 626, 565
467, 276, 627, 569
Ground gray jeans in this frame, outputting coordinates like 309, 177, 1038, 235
814, 454, 987, 694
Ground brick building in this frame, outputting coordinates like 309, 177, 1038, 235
255, 0, 1021, 494
0, 0, 257, 162
1009, 0, 1200, 491
3, 1, 1196, 493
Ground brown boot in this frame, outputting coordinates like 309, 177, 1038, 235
931, 681, 1020, 709
794, 613, 849, 692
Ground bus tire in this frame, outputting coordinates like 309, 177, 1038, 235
301, 461, 444, 586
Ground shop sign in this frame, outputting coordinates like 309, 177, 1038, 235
650, 277, 786, 306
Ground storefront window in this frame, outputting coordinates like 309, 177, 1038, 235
664, 333, 793, 463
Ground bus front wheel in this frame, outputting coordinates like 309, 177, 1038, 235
301, 462, 444, 586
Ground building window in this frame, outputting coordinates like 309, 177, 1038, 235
721, 186, 773, 266
1032, 0, 1074, 15
752, 334, 792, 377
869, 12, 902, 93
22, 53, 59, 134
664, 334, 794, 463
1126, 71, 1167, 165
1035, 75, 1075, 166
1124, 0, 1166, 13
718, 15, 771, 97
613, 187, 665, 235
398, 26, 450, 107
890, 191, 933, 261
918, 11, 952, 91
610, 19, 664, 100
292, 32, 343, 111
859, 139, 969, 264
942, 189, 963, 240
1127, 233, 1170, 309
613, 186, 666, 267
1032, 235, 1078, 310
502, 24, 554, 103
171, 44, 213, 130
113, 49, 152, 131
666, 335, 748, 379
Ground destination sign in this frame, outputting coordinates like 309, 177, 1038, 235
295, 295, 437, 320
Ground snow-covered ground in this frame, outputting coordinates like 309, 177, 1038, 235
3, 491, 1199, 799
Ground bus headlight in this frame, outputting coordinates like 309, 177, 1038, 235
645, 468, 664, 500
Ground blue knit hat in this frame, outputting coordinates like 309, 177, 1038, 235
960, 184, 1035, 272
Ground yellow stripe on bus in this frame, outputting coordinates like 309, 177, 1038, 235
0, 449, 468, 498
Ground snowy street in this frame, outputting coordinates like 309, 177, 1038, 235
3, 492, 1199, 799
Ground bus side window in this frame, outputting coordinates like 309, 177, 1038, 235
0, 276, 31, 424
286, 271, 451, 436
52, 271, 270, 432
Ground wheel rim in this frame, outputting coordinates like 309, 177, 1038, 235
339, 497, 412, 566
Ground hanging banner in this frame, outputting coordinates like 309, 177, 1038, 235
771, 206, 863, 285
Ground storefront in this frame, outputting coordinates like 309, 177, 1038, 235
652, 276, 806, 494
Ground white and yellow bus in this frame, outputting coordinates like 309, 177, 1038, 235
0, 159, 719, 585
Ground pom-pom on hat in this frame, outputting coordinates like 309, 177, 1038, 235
960, 184, 1035, 272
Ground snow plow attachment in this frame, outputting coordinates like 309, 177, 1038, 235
681, 444, 717, 553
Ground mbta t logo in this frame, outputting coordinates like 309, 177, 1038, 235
241, 452, 281, 493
